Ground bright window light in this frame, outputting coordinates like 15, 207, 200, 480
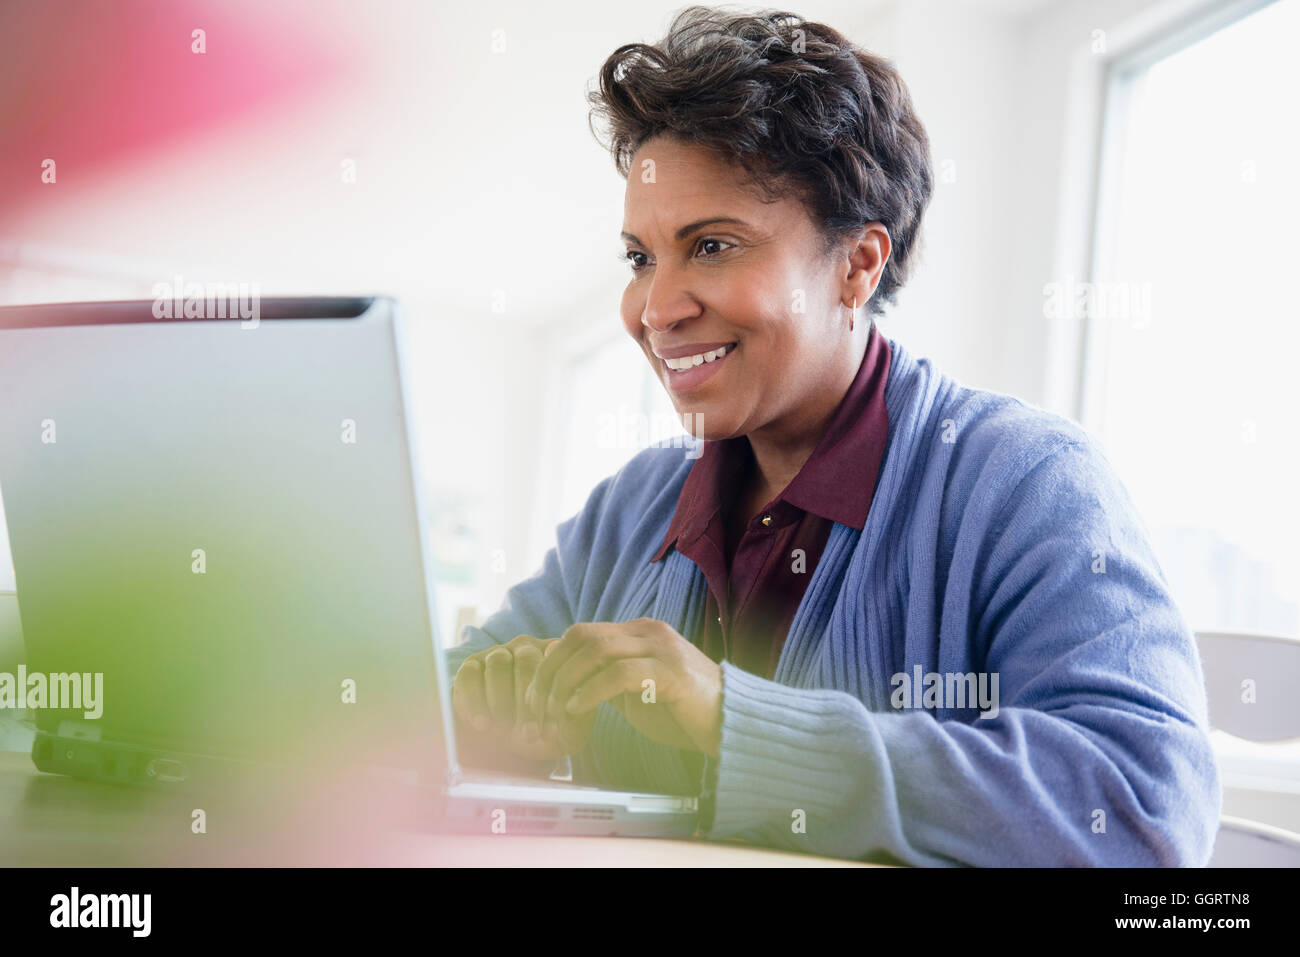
1085, 0, 1300, 638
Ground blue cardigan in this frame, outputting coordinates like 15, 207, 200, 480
447, 337, 1222, 866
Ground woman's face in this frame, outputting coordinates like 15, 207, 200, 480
619, 134, 882, 443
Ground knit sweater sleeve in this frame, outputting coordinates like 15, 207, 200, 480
702, 438, 1222, 866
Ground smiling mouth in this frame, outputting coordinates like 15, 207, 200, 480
662, 342, 737, 372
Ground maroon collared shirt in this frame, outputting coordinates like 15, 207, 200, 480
651, 324, 892, 679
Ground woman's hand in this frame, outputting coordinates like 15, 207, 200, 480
523, 618, 722, 758
451, 635, 597, 769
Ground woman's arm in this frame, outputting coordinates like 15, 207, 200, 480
700, 439, 1223, 866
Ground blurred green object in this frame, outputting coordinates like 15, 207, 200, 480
0, 592, 34, 751
0, 592, 22, 672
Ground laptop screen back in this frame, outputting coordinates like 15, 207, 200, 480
0, 297, 453, 786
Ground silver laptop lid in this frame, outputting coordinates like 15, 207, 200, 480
0, 297, 457, 787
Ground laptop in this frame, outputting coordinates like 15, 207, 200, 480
0, 296, 699, 838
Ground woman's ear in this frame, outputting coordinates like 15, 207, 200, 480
842, 223, 891, 313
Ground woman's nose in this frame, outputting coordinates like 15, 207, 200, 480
640, 272, 699, 333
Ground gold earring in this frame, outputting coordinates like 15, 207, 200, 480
849, 297, 856, 332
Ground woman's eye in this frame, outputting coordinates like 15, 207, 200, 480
697, 238, 734, 257
621, 239, 733, 273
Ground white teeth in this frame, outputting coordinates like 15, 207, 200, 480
664, 344, 732, 371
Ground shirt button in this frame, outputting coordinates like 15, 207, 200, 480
761, 514, 772, 526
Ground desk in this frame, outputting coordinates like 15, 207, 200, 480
0, 751, 874, 866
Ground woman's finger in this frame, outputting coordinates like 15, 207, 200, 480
541, 626, 656, 730
511, 642, 544, 739
482, 646, 515, 728
526, 623, 602, 716
564, 657, 662, 716
452, 658, 490, 733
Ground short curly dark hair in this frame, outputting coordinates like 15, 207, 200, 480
588, 5, 934, 320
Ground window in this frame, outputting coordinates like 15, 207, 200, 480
522, 328, 688, 576
554, 333, 683, 521
1082, 0, 1299, 639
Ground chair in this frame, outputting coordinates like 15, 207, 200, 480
1195, 630, 1300, 866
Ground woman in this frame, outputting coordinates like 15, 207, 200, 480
447, 6, 1221, 866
